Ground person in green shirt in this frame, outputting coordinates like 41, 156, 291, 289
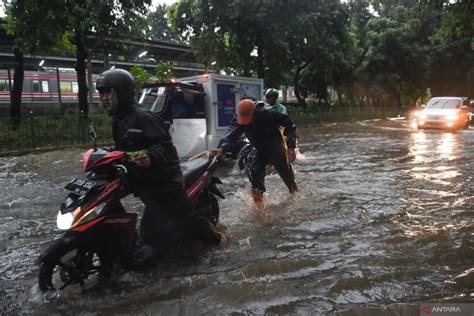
265, 88, 287, 115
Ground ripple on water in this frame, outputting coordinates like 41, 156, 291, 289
2, 122, 474, 314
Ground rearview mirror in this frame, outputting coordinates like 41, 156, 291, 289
87, 125, 97, 149
87, 125, 97, 140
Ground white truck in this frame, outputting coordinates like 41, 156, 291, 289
138, 73, 263, 158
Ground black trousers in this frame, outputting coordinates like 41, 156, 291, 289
138, 189, 220, 253
245, 146, 296, 193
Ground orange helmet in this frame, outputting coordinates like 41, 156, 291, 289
236, 99, 256, 125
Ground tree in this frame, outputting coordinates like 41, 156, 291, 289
427, 0, 474, 97
9, 46, 23, 129
356, 2, 431, 109
168, 0, 354, 107
155, 61, 174, 82
146, 4, 181, 43
3, 0, 69, 127
4, 0, 151, 119
130, 65, 152, 88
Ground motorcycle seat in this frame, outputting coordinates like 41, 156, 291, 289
180, 157, 211, 188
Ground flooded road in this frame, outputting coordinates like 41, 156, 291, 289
1, 119, 473, 315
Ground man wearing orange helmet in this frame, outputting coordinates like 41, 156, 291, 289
218, 99, 298, 208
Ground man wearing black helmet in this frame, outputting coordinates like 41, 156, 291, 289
96, 68, 226, 266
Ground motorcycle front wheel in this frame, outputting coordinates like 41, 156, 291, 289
38, 244, 106, 292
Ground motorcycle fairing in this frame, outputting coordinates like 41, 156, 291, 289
181, 157, 211, 188
80, 178, 121, 213
83, 149, 127, 172
60, 177, 117, 214
73, 212, 137, 233
186, 170, 211, 202
209, 177, 225, 199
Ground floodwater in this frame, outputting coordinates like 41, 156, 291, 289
1, 119, 473, 315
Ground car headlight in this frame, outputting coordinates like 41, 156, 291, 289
446, 113, 458, 121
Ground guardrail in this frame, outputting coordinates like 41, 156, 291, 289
287, 106, 403, 125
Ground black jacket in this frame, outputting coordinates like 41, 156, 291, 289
218, 106, 297, 160
112, 104, 184, 196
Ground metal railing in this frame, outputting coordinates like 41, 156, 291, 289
287, 106, 403, 126
0, 115, 113, 156
0, 107, 404, 156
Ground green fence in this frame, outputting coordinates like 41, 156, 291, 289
287, 106, 403, 126
0, 107, 404, 156
0, 114, 113, 156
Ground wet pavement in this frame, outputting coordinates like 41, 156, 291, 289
0, 119, 473, 315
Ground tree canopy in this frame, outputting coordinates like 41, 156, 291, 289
3, 0, 472, 112
167, 0, 473, 108
3, 0, 151, 117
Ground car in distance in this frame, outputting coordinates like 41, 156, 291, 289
416, 96, 471, 130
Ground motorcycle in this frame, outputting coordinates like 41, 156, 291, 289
37, 127, 224, 292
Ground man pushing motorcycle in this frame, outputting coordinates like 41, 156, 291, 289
96, 68, 227, 266
218, 99, 298, 208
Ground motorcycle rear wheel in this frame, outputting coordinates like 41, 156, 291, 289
38, 244, 106, 292
196, 190, 220, 226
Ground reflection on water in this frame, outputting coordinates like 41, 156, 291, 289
409, 131, 461, 184
411, 131, 459, 162
1, 121, 473, 315
438, 133, 456, 160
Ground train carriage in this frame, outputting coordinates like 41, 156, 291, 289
0, 68, 100, 105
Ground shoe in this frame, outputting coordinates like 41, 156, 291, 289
252, 190, 265, 209
289, 182, 298, 194
131, 244, 156, 268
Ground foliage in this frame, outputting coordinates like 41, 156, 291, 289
167, 0, 472, 109
146, 4, 182, 43
3, 0, 472, 112
427, 0, 474, 97
155, 61, 174, 82
3, 0, 151, 117
129, 65, 152, 87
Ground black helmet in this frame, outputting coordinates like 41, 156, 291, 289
96, 68, 136, 109
265, 88, 279, 99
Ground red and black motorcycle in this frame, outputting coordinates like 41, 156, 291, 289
37, 128, 223, 292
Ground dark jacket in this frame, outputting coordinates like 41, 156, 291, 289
112, 103, 184, 196
218, 106, 297, 160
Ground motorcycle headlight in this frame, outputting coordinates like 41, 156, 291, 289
57, 202, 107, 230
419, 112, 427, 120
57, 211, 74, 230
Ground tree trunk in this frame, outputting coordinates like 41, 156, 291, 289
293, 61, 311, 108
255, 25, 264, 80
348, 88, 355, 107
396, 85, 402, 109
335, 87, 342, 106
75, 29, 89, 119
10, 46, 24, 130
103, 47, 110, 71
